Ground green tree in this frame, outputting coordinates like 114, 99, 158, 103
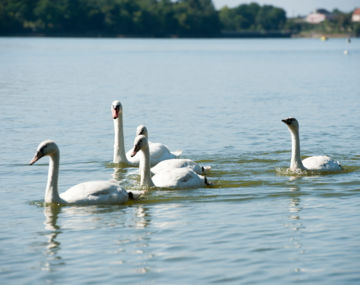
256, 5, 286, 31
174, 0, 220, 36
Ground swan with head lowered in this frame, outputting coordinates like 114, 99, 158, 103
282, 117, 342, 172
111, 101, 182, 166
30, 140, 135, 205
130, 135, 210, 189
150, 158, 211, 175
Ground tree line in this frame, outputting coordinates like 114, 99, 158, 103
0, 0, 358, 37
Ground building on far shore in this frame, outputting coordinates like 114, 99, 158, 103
352, 8, 360, 22
306, 9, 330, 24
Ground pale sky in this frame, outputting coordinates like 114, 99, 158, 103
212, 0, 359, 17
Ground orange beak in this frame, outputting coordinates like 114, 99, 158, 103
131, 144, 141, 157
29, 153, 41, 165
112, 108, 119, 119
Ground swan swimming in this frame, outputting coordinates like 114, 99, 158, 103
130, 135, 210, 189
151, 158, 211, 175
126, 124, 182, 166
112, 100, 136, 166
282, 117, 342, 172
30, 140, 134, 205
111, 101, 181, 166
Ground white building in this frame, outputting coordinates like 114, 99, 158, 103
306, 9, 330, 24
352, 8, 360, 22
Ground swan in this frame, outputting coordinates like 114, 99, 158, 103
30, 140, 135, 205
130, 135, 210, 189
282, 117, 342, 172
151, 158, 211, 175
112, 100, 136, 166
125, 124, 182, 166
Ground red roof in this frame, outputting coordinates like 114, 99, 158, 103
353, 8, 360, 15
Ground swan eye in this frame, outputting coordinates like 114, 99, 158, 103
37, 146, 47, 157
40, 146, 47, 154
287, 118, 295, 124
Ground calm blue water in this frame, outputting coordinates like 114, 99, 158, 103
0, 37, 359, 284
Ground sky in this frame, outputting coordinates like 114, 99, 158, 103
212, 0, 360, 17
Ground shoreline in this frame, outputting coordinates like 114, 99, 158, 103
0, 32, 356, 39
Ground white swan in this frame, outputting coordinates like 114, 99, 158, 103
30, 140, 134, 205
130, 135, 209, 189
125, 124, 182, 166
112, 100, 136, 166
282, 117, 342, 172
151, 158, 211, 175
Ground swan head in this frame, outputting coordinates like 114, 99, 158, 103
111, 100, 122, 119
130, 135, 148, 157
136, 125, 148, 138
282, 117, 299, 132
29, 140, 59, 165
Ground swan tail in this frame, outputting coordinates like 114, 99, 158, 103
204, 176, 212, 186
127, 190, 144, 200
337, 161, 343, 170
172, 150, 183, 157
201, 165, 212, 174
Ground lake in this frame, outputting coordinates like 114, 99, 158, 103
0, 37, 359, 284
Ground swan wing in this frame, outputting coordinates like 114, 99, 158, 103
151, 158, 203, 175
152, 168, 206, 189
60, 180, 129, 205
171, 149, 183, 157
147, 142, 177, 165
302, 156, 342, 171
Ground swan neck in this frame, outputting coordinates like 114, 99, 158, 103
290, 128, 305, 171
113, 114, 129, 164
45, 152, 62, 204
139, 146, 154, 188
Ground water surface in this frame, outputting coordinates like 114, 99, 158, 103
0, 38, 359, 284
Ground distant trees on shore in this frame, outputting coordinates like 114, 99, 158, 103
0, 0, 358, 37
219, 3, 286, 32
0, 0, 220, 37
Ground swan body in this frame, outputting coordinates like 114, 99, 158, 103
125, 124, 182, 166
111, 102, 181, 166
151, 168, 207, 188
302, 155, 341, 171
30, 140, 133, 205
282, 118, 342, 172
131, 135, 209, 189
151, 158, 211, 175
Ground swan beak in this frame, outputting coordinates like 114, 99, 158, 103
130, 145, 140, 157
29, 153, 41, 165
112, 108, 119, 119
282, 119, 290, 125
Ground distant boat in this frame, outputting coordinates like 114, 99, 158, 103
321, 35, 328, 41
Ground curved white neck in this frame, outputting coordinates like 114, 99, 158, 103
45, 152, 63, 204
113, 114, 130, 164
139, 146, 154, 188
289, 128, 305, 171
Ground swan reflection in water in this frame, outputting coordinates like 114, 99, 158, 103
42, 205, 64, 271
41, 202, 151, 273
286, 185, 306, 273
